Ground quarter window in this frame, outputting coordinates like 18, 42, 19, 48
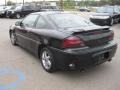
36, 16, 50, 29
22, 14, 38, 28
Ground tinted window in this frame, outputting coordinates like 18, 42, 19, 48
36, 16, 50, 29
97, 7, 114, 14
107, 7, 114, 13
41, 6, 59, 11
15, 6, 22, 10
11, 6, 17, 10
23, 6, 32, 10
6, 6, 12, 10
0, 6, 6, 10
22, 14, 38, 28
49, 14, 94, 28
114, 7, 120, 13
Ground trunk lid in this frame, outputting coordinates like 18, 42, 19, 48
65, 26, 112, 47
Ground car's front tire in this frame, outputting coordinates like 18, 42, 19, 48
16, 13, 21, 19
118, 18, 120, 23
109, 18, 113, 26
10, 32, 17, 45
40, 48, 57, 73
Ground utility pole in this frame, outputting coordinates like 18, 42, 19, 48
5, 0, 7, 6
43, 0, 45, 5
23, 0, 24, 5
60, 0, 63, 10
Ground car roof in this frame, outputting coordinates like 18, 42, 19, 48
31, 11, 76, 16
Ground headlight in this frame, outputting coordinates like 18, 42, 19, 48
90, 15, 110, 19
101, 16, 110, 19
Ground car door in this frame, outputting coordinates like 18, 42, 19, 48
106, 7, 116, 22
15, 14, 39, 50
27, 16, 53, 55
114, 7, 120, 22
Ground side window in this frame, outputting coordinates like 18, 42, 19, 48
23, 6, 32, 10
114, 8, 119, 13
106, 7, 113, 14
36, 16, 50, 29
22, 14, 38, 28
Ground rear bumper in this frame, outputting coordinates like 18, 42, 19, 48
90, 18, 111, 26
48, 41, 117, 70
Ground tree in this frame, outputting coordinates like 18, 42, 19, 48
108, 0, 120, 5
63, 0, 75, 9
7, 1, 15, 5
100, 0, 120, 5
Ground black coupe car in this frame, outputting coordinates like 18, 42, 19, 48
78, 7, 90, 12
0, 6, 6, 17
90, 6, 120, 26
0, 6, 13, 17
6, 5, 39, 19
9, 12, 117, 72
6, 4, 60, 19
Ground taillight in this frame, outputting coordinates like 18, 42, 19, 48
109, 31, 114, 41
62, 36, 85, 48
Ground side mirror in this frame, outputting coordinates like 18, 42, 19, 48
15, 21, 24, 27
15, 21, 21, 26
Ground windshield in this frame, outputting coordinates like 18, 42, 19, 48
49, 13, 94, 28
10, 6, 17, 10
6, 6, 13, 10
0, 6, 6, 10
96, 7, 114, 14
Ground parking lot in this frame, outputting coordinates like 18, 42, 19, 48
0, 17, 120, 90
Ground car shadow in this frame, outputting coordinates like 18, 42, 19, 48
51, 63, 113, 80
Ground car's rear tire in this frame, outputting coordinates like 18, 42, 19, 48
40, 48, 57, 73
16, 13, 21, 19
10, 32, 17, 45
118, 18, 120, 23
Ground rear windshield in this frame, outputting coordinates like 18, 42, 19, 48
48, 13, 94, 28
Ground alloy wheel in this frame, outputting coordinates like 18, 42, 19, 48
110, 19, 113, 26
41, 50, 52, 70
16, 14, 21, 19
10, 32, 16, 45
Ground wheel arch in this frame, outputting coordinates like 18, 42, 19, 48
9, 29, 15, 37
38, 44, 46, 58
